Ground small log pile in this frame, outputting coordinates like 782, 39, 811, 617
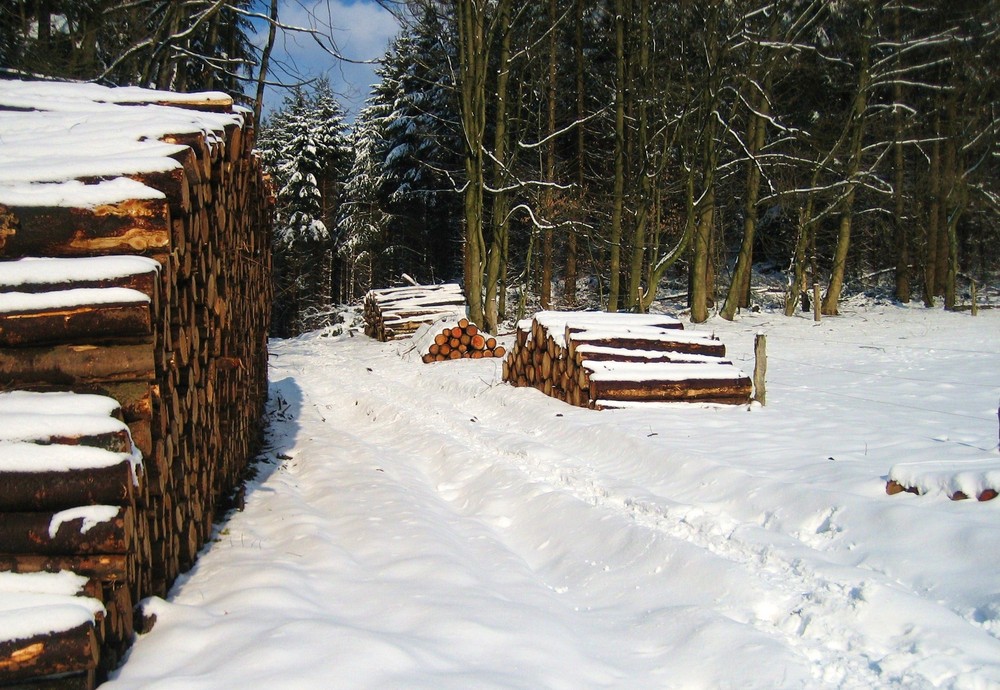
415, 318, 506, 363
886, 460, 999, 502
364, 283, 466, 341
503, 311, 752, 407
0, 80, 272, 686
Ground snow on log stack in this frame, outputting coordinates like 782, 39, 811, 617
503, 311, 752, 408
363, 283, 466, 341
0, 81, 272, 687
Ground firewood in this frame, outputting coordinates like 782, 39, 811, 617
0, 623, 99, 684
0, 463, 136, 512
0, 506, 133, 555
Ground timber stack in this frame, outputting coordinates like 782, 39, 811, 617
503, 311, 752, 408
364, 283, 466, 341
412, 317, 506, 363
0, 80, 272, 687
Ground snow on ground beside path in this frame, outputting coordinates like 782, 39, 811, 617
106, 303, 1000, 689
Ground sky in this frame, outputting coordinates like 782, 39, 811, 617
255, 0, 402, 121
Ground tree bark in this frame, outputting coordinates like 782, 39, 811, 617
608, 0, 626, 312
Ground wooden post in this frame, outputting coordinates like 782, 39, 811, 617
813, 284, 821, 322
753, 332, 766, 405
971, 280, 978, 316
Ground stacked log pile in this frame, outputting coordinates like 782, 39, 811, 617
0, 80, 272, 687
503, 311, 752, 407
0, 392, 143, 681
363, 283, 465, 341
413, 318, 506, 363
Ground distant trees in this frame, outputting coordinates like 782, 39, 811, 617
339, 2, 463, 303
346, 0, 997, 326
0, 1, 256, 95
258, 82, 351, 336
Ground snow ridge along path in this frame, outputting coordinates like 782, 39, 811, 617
106, 305, 1000, 689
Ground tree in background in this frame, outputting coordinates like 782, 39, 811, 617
259, 83, 351, 336
340, 2, 463, 302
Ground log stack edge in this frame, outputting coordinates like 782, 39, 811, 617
0, 81, 273, 687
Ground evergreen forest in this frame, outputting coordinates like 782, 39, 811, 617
3, 1, 998, 337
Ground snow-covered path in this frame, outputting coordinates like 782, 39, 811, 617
106, 304, 1000, 689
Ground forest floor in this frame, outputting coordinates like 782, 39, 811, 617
106, 299, 1000, 689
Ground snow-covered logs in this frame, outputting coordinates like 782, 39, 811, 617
363, 283, 466, 341
411, 317, 506, 363
885, 460, 1000, 502
0, 81, 272, 687
503, 311, 752, 408
0, 392, 143, 683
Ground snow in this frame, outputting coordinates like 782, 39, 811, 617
0, 441, 140, 477
0, 256, 160, 288
575, 344, 731, 364
48, 505, 121, 538
584, 360, 749, 382
0, 287, 149, 314
106, 303, 1000, 689
0, 80, 241, 208
0, 390, 121, 418
0, 413, 128, 444
0, 571, 105, 642
889, 459, 1000, 499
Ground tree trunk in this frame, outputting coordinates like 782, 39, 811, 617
540, 0, 558, 310
253, 0, 279, 129
690, 186, 714, 323
822, 6, 873, 316
923, 113, 941, 307
626, 0, 651, 311
457, 0, 488, 327
484, 0, 513, 333
608, 0, 626, 312
564, 0, 586, 308
892, 3, 910, 303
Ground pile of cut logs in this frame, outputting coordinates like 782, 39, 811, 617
418, 318, 506, 363
0, 80, 272, 687
503, 311, 752, 407
364, 283, 466, 341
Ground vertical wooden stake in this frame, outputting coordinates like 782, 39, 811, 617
813, 284, 821, 322
971, 280, 978, 316
753, 332, 767, 406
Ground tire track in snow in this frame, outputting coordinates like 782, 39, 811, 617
299, 342, 934, 688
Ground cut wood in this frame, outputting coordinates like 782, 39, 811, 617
504, 311, 751, 408
0, 506, 133, 555
364, 283, 466, 341
0, 80, 273, 684
0, 623, 99, 684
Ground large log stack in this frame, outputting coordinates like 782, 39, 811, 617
503, 311, 752, 407
0, 80, 272, 687
363, 283, 466, 341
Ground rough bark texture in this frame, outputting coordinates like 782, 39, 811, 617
0, 84, 273, 686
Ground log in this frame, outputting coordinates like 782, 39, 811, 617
0, 256, 160, 297
0, 341, 156, 385
0, 463, 135, 512
0, 555, 130, 585
0, 300, 152, 347
0, 200, 172, 259
0, 506, 133, 555
0, 623, 99, 684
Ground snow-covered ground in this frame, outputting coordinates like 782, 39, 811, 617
106, 302, 1000, 689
